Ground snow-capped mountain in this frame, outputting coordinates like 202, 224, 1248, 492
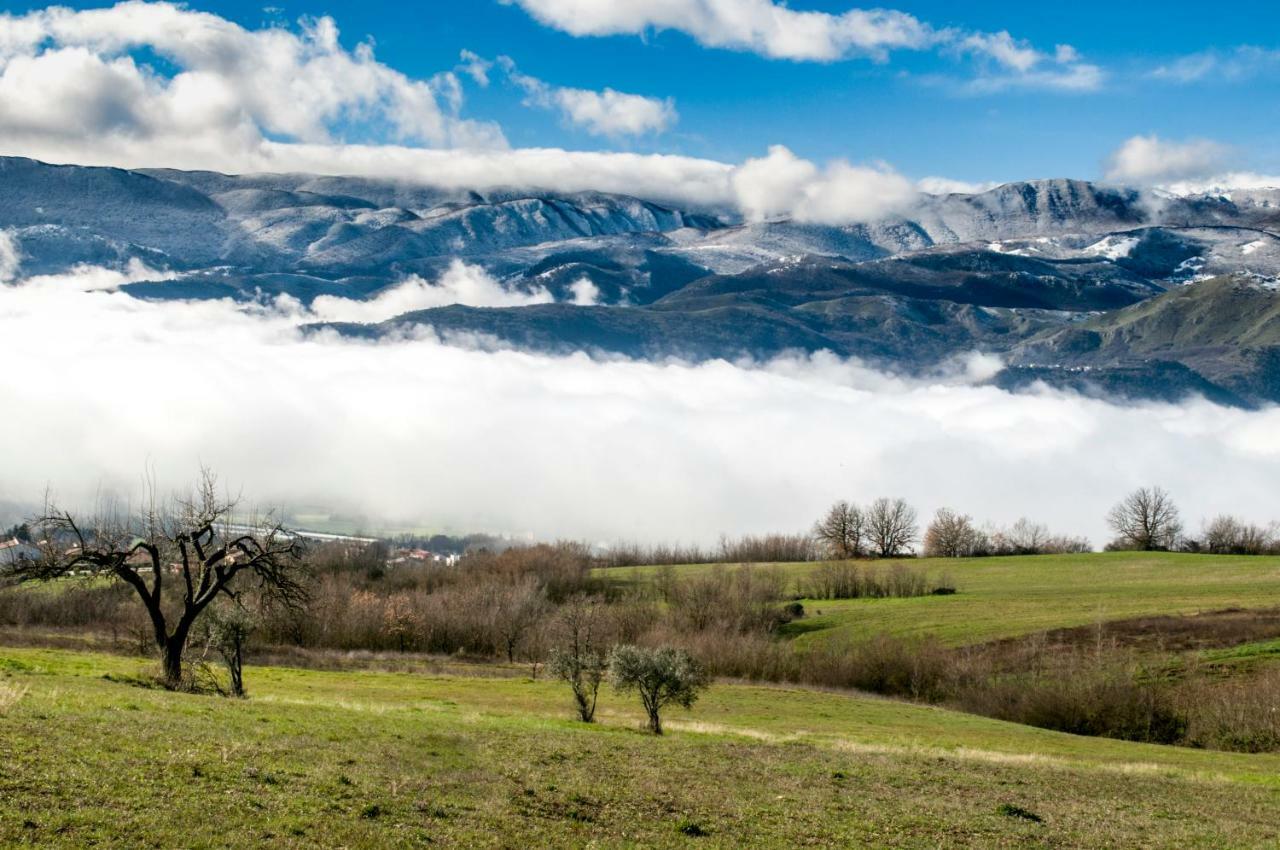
4, 156, 1280, 405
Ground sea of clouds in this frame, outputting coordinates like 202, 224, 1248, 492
3, 259, 1279, 547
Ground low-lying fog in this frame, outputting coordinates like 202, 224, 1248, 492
3, 261, 1279, 546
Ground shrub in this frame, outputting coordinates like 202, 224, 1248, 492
547, 595, 610, 722
609, 645, 710, 735
800, 563, 948, 600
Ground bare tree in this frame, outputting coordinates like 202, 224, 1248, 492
489, 575, 547, 662
812, 500, 864, 559
1007, 518, 1050, 555
547, 594, 610, 722
865, 498, 918, 558
1107, 486, 1182, 551
923, 508, 980, 558
9, 470, 304, 687
1203, 515, 1277, 555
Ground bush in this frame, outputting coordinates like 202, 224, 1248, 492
609, 645, 710, 734
800, 563, 948, 600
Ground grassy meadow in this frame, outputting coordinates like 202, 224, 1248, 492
606, 551, 1280, 645
2, 646, 1280, 848
3, 551, 1280, 846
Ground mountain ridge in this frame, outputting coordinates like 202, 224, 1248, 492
3, 156, 1279, 406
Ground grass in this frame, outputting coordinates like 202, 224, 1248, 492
607, 552, 1280, 645
2, 647, 1280, 847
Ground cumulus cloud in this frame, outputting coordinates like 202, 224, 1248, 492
502, 0, 1102, 91
4, 266, 1280, 545
732, 145, 918, 224
1104, 134, 1232, 184
501, 0, 934, 62
0, 1, 506, 156
498, 56, 677, 137
0, 2, 1018, 221
568, 277, 601, 306
0, 5, 731, 210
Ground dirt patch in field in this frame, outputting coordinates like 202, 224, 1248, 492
983, 607, 1280, 655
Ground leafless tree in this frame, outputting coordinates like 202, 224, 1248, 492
865, 498, 918, 558
923, 508, 981, 558
812, 500, 864, 559
1107, 486, 1183, 551
1202, 515, 1277, 555
8, 470, 304, 687
1007, 518, 1050, 555
547, 594, 610, 722
489, 575, 547, 662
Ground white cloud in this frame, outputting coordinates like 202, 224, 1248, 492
1155, 172, 1280, 196
0, 230, 20, 283
956, 31, 1040, 73
501, 0, 935, 62
732, 145, 917, 224
916, 176, 999, 195
568, 277, 601, 306
1104, 135, 1232, 184
947, 32, 1102, 93
0, 5, 731, 210
306, 261, 553, 324
4, 267, 1280, 545
457, 49, 494, 87
1150, 46, 1280, 84
731, 145, 820, 220
960, 60, 1104, 94
0, 1, 506, 155
503, 0, 1102, 91
0, 2, 1048, 221
498, 56, 677, 137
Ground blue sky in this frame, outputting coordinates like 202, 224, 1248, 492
1, 0, 1278, 191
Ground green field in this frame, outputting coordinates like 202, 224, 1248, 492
607, 551, 1280, 645
4, 551, 1280, 846
1, 646, 1279, 848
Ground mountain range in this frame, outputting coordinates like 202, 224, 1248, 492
4, 156, 1280, 406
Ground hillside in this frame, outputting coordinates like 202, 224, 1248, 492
1, 646, 1278, 848
605, 551, 1280, 645
1012, 275, 1280, 403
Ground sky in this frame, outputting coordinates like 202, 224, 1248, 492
0, 0, 1276, 198
2, 1, 1280, 543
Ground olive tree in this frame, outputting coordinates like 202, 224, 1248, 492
9, 471, 305, 688
1107, 486, 1182, 551
194, 601, 257, 697
813, 500, 864, 559
609, 645, 709, 735
547, 594, 609, 722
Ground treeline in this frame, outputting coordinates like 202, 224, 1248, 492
1103, 486, 1280, 555
0, 541, 945, 662
597, 534, 818, 568
809, 498, 1088, 560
